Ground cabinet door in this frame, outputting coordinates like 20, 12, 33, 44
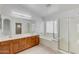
19, 38, 26, 51
25, 37, 32, 48
35, 36, 39, 45
31, 36, 36, 46
0, 41, 10, 54
12, 40, 20, 53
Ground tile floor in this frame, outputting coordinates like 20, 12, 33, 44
18, 45, 60, 54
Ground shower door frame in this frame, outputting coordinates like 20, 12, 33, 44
58, 17, 74, 54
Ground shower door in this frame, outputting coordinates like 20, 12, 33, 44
58, 17, 69, 52
69, 17, 79, 53
59, 16, 79, 53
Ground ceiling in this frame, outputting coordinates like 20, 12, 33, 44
22, 4, 59, 17
0, 4, 79, 20
22, 4, 79, 17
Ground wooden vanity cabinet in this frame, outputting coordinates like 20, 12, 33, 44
0, 41, 11, 54
0, 35, 40, 54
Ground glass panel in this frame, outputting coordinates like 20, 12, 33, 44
59, 17, 79, 53
0, 15, 2, 29
59, 17, 69, 52
69, 17, 79, 53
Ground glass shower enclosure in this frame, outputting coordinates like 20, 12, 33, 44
58, 16, 79, 54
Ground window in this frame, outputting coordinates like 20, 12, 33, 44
46, 21, 54, 33
46, 20, 58, 39
46, 21, 58, 33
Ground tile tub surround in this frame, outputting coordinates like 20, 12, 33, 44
40, 36, 58, 51
0, 34, 40, 54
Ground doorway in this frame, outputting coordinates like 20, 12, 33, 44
16, 23, 22, 34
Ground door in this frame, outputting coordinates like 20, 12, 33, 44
69, 17, 79, 53
58, 17, 69, 52
16, 23, 22, 34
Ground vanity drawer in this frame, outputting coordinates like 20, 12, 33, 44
0, 41, 10, 45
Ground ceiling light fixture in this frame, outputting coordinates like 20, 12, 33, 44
12, 11, 32, 19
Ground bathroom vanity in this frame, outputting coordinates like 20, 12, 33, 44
0, 35, 39, 54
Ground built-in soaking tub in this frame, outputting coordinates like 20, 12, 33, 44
40, 35, 58, 53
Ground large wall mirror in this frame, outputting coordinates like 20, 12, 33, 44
3, 19, 11, 35
0, 15, 2, 29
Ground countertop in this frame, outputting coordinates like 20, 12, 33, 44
0, 33, 38, 42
